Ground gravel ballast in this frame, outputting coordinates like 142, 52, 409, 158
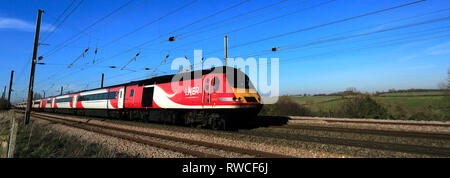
26, 112, 450, 158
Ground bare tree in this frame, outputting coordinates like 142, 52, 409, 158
346, 87, 358, 93
438, 82, 448, 90
33, 93, 43, 99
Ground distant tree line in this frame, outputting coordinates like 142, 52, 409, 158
298, 87, 449, 97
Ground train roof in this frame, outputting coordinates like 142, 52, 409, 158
131, 66, 241, 86
38, 66, 243, 99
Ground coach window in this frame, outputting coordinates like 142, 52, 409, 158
205, 78, 210, 91
108, 92, 117, 99
213, 76, 220, 91
130, 89, 134, 97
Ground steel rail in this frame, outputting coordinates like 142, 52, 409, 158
270, 124, 450, 140
287, 116, 450, 127
31, 114, 222, 158
25, 111, 293, 158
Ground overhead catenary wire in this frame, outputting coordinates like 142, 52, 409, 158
187, 16, 449, 69
243, 25, 450, 59
67, 48, 89, 68
29, 0, 438, 96
90, 0, 303, 69
181, 9, 442, 70
100, 0, 198, 49
120, 52, 141, 70
112, 29, 450, 83
232, 32, 450, 70
39, 30, 450, 98
176, 0, 313, 42
87, 0, 149, 34
243, 8, 450, 56
169, 0, 334, 52
14, 54, 32, 83
237, 16, 450, 58
168, 0, 250, 40
204, 0, 427, 56
305, 7, 450, 43
42, 0, 198, 83
279, 33, 450, 65
282, 17, 450, 50
301, 26, 450, 54
175, 0, 291, 38
46, 1, 426, 80
64, 0, 151, 57
42, 0, 136, 58
39, 0, 77, 40
94, 0, 251, 65
35, 0, 147, 87
43, 0, 148, 54
44, 70, 138, 95
237, 7, 450, 57
206, 30, 450, 69
40, 0, 83, 43
152, 54, 170, 73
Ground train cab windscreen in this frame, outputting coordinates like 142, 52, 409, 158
225, 68, 255, 89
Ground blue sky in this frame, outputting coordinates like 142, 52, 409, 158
0, 0, 449, 103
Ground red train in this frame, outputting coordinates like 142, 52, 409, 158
15, 66, 263, 130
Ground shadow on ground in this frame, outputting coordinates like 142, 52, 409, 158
238, 116, 290, 130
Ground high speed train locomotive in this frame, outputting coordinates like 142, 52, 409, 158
16, 66, 262, 130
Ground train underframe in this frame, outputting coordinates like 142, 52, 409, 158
35, 106, 262, 130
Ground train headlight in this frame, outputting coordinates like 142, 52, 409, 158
232, 97, 242, 102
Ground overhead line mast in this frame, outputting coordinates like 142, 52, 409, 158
224, 35, 228, 66
24, 9, 44, 125
7, 70, 14, 108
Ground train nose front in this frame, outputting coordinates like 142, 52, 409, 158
232, 88, 262, 104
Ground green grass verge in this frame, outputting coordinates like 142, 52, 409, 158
0, 111, 132, 158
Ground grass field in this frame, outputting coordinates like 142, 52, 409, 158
288, 90, 449, 121
305, 99, 347, 113
375, 96, 447, 111
290, 96, 343, 105
0, 111, 131, 158
378, 91, 448, 97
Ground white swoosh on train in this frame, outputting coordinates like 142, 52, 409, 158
152, 85, 254, 109
167, 92, 176, 98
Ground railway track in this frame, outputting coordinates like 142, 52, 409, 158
13, 110, 450, 157
22, 111, 293, 158
251, 117, 450, 157
238, 129, 450, 157
270, 124, 450, 140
